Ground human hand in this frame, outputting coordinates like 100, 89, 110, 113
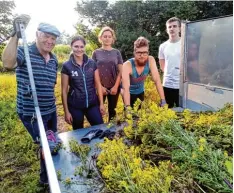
102, 86, 108, 95
110, 86, 118, 95
100, 104, 105, 116
124, 105, 132, 120
12, 14, 30, 38
65, 111, 73, 125
160, 99, 167, 107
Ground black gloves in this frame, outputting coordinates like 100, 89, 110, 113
81, 129, 103, 143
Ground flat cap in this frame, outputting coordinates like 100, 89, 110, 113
37, 23, 60, 37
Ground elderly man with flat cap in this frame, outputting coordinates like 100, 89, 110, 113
2, 19, 60, 185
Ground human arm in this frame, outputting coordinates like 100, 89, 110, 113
2, 14, 30, 70
110, 63, 122, 95
122, 61, 132, 106
110, 50, 123, 95
94, 69, 105, 115
159, 59, 165, 73
61, 73, 73, 124
149, 56, 166, 106
2, 34, 18, 70
158, 44, 165, 72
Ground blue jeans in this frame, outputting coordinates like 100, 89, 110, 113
18, 111, 57, 184
18, 111, 57, 142
69, 105, 103, 129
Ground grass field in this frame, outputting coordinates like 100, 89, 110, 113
0, 74, 45, 193
0, 73, 160, 192
0, 73, 232, 193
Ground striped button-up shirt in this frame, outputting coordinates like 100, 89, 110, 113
16, 43, 58, 116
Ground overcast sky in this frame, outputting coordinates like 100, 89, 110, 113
14, 0, 79, 41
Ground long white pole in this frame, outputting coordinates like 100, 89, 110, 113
19, 23, 61, 193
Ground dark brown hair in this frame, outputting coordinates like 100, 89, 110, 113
70, 35, 86, 46
134, 36, 149, 51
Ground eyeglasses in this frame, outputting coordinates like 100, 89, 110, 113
73, 45, 85, 49
135, 51, 149, 56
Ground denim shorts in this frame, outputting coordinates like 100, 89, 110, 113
18, 111, 57, 142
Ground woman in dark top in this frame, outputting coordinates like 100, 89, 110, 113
92, 26, 123, 121
61, 36, 105, 129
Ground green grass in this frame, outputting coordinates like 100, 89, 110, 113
0, 74, 50, 192
0, 73, 232, 192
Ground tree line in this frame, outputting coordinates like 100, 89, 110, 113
74, 0, 233, 60
0, 1, 233, 61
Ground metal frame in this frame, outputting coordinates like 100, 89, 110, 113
179, 21, 188, 109
186, 14, 233, 24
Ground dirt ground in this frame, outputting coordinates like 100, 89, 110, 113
57, 115, 70, 133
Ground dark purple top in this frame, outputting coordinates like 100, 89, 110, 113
92, 48, 123, 88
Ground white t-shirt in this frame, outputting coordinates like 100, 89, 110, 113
158, 39, 181, 89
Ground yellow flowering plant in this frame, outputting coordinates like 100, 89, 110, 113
97, 138, 177, 193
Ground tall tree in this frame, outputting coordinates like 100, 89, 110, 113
0, 1, 15, 42
75, 23, 101, 51
56, 31, 71, 45
75, 1, 233, 60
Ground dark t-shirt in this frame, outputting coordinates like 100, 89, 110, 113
92, 48, 123, 88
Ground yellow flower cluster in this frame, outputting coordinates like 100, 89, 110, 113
124, 101, 177, 141
0, 75, 17, 100
198, 137, 207, 152
97, 139, 177, 193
